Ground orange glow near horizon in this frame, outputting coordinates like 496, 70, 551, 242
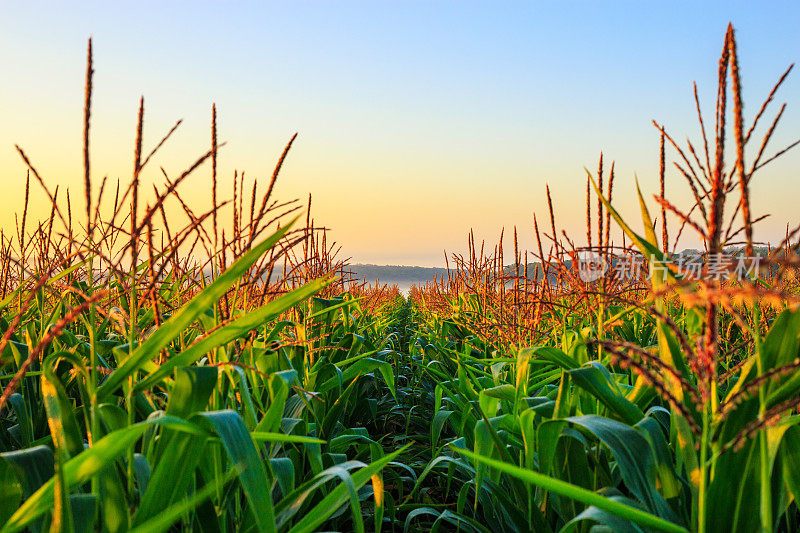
2, 2, 799, 267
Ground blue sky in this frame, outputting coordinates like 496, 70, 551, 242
2, 1, 799, 265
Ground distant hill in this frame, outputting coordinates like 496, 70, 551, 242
347, 264, 449, 287
347, 247, 780, 289
346, 263, 552, 289
346, 263, 551, 288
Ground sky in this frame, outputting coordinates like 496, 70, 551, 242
1, 1, 799, 267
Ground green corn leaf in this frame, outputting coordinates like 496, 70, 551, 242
197, 410, 276, 533
127, 468, 237, 533
0, 446, 54, 500
3, 416, 202, 533
250, 432, 324, 444
287, 444, 409, 533
135, 277, 330, 392
566, 415, 677, 521
98, 220, 297, 400
0, 461, 22, 527
568, 362, 644, 425
254, 370, 297, 435
451, 446, 687, 533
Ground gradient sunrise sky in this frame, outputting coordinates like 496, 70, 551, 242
2, 1, 799, 266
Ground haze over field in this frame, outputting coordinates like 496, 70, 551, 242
2, 1, 799, 267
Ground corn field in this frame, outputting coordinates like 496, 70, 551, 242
2, 24, 800, 533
